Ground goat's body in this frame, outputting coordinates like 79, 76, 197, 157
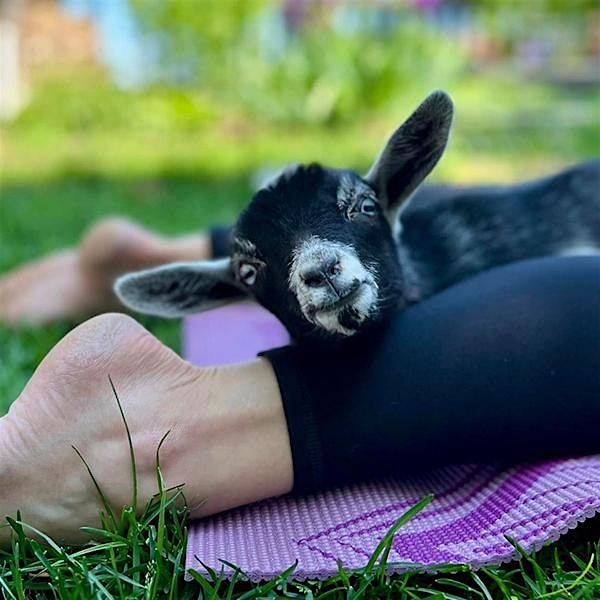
399, 159, 600, 300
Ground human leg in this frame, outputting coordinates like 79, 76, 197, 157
2, 256, 598, 546
265, 256, 600, 493
0, 218, 231, 325
0, 313, 292, 546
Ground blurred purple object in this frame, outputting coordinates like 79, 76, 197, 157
182, 302, 290, 366
283, 0, 309, 31
412, 0, 443, 11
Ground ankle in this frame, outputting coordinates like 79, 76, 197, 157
79, 217, 211, 276
175, 358, 294, 517
162, 233, 211, 263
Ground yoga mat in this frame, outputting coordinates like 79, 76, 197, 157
184, 303, 600, 581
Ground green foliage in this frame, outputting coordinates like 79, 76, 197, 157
466, 0, 599, 11
134, 0, 267, 68
239, 16, 465, 125
12, 69, 217, 134
3, 67, 599, 184
132, 1, 466, 125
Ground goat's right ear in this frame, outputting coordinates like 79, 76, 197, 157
114, 258, 248, 318
366, 91, 453, 217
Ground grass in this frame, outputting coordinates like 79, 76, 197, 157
2, 67, 599, 184
1, 385, 599, 598
2, 497, 600, 598
0, 176, 249, 413
2, 491, 600, 598
1, 69, 599, 597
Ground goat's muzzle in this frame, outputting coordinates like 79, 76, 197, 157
289, 237, 379, 336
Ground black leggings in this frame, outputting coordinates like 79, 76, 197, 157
211, 230, 600, 495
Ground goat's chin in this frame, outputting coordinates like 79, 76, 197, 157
310, 284, 378, 338
313, 312, 358, 337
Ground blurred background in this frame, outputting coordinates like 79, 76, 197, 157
0, 0, 599, 407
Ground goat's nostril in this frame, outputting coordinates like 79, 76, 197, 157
327, 259, 342, 276
303, 272, 325, 288
301, 258, 342, 287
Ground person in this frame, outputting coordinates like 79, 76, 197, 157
1, 218, 599, 547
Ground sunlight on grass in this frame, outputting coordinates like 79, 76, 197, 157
1, 68, 598, 184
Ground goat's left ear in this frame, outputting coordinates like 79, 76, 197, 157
366, 90, 453, 216
114, 258, 248, 318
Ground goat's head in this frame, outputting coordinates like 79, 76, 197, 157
115, 91, 453, 341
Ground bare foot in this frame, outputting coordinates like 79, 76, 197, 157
0, 313, 292, 546
0, 217, 211, 326
0, 250, 111, 325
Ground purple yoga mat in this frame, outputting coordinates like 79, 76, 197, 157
182, 301, 290, 366
184, 303, 600, 581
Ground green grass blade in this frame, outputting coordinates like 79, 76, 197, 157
0, 574, 18, 600
536, 552, 595, 599
108, 375, 138, 513
365, 494, 434, 574
5, 518, 73, 567
187, 568, 220, 598
470, 571, 494, 600
71, 445, 118, 531
237, 561, 298, 600
10, 541, 25, 600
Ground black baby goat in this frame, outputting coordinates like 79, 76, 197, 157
115, 92, 600, 341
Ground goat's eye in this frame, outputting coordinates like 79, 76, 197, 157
344, 193, 378, 221
360, 197, 377, 215
239, 263, 258, 286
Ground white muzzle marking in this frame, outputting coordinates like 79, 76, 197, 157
288, 236, 379, 336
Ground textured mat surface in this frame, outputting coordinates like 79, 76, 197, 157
184, 303, 600, 581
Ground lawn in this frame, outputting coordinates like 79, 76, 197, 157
1, 69, 599, 597
0, 176, 249, 411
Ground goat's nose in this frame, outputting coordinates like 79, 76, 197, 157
301, 258, 341, 288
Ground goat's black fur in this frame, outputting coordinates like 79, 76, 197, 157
115, 91, 600, 343
401, 159, 600, 298
233, 164, 404, 339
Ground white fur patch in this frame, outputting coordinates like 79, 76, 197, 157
289, 236, 379, 336
336, 174, 358, 211
314, 282, 378, 336
314, 311, 355, 337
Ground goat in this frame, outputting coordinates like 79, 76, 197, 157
115, 91, 600, 342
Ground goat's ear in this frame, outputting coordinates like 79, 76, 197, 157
114, 258, 248, 318
365, 90, 453, 216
